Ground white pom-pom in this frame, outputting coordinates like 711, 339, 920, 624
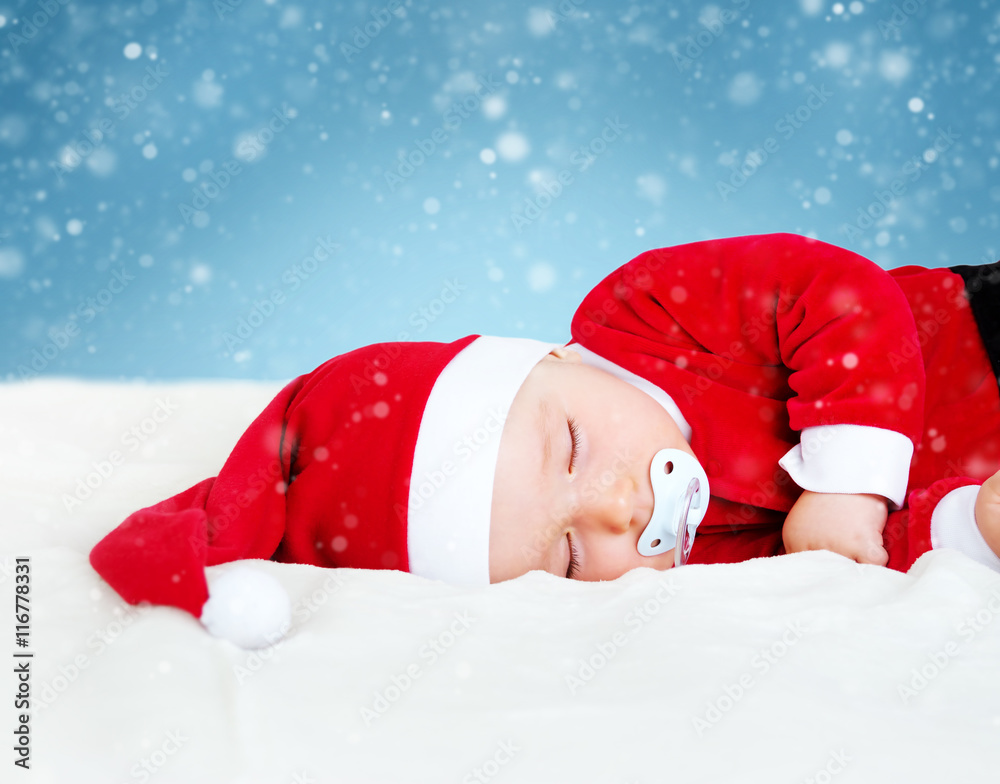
200, 566, 291, 649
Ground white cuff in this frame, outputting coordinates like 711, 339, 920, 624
777, 424, 914, 509
930, 484, 1000, 573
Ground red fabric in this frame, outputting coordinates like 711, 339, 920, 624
570, 233, 1000, 569
90, 479, 214, 616
886, 476, 984, 571
89, 337, 477, 617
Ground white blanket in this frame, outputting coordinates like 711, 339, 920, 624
4, 379, 1000, 783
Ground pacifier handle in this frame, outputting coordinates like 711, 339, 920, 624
674, 477, 700, 568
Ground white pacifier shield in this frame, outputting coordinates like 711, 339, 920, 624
637, 449, 709, 557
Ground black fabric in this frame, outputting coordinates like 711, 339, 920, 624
949, 259, 1000, 386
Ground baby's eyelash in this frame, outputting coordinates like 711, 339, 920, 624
568, 416, 581, 472
566, 531, 580, 579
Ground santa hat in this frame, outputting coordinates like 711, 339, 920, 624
90, 335, 560, 643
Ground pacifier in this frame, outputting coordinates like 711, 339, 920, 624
637, 449, 710, 567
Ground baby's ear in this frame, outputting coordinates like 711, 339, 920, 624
547, 346, 582, 363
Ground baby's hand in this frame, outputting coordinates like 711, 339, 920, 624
974, 469, 1000, 559
782, 490, 889, 565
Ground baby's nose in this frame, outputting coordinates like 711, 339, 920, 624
585, 474, 634, 534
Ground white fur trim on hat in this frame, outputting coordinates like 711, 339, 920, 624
406, 336, 561, 585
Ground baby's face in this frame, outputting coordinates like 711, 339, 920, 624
489, 347, 697, 582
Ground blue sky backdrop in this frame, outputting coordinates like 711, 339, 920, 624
1, 0, 997, 380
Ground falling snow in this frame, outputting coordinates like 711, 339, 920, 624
0, 1, 995, 381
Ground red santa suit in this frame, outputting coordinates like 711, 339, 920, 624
567, 232, 1000, 572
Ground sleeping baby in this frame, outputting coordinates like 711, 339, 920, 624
90, 232, 1000, 643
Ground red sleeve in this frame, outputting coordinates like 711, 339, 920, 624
571, 232, 926, 445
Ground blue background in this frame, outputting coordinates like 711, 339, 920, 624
1, 0, 997, 381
